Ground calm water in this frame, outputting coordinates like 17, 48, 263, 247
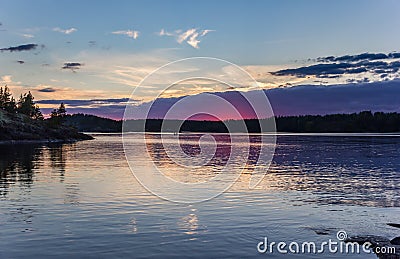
1, 134, 399, 258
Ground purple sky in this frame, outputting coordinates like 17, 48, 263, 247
37, 79, 400, 120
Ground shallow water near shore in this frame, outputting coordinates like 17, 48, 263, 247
1, 133, 399, 258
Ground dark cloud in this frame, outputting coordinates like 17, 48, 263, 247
17, 60, 25, 64
36, 80, 400, 120
275, 52, 400, 79
388, 52, 400, 59
272, 62, 352, 77
62, 62, 83, 72
265, 80, 400, 116
317, 53, 390, 63
37, 98, 131, 107
272, 59, 400, 77
0, 43, 39, 52
125, 80, 400, 120
37, 87, 56, 93
88, 41, 96, 47
37, 98, 135, 120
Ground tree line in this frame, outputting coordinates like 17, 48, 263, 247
0, 85, 67, 124
3, 85, 400, 133
0, 85, 43, 119
67, 111, 400, 133
124, 111, 400, 133
273, 111, 400, 133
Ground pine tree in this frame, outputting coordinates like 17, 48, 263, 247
5, 96, 16, 113
0, 86, 12, 110
32, 105, 44, 120
0, 86, 43, 119
50, 109, 58, 119
17, 91, 43, 118
0, 87, 4, 108
57, 102, 67, 118
17, 92, 33, 116
49, 103, 67, 126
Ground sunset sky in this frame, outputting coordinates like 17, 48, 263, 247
1, 0, 400, 119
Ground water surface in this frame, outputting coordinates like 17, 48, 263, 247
1, 134, 399, 258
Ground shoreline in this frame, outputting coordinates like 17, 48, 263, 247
0, 136, 94, 145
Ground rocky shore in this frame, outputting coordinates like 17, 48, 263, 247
0, 110, 93, 143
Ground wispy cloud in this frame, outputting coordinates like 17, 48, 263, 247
177, 28, 197, 43
200, 29, 214, 37
20, 33, 34, 38
53, 27, 77, 34
37, 98, 132, 107
158, 29, 174, 36
112, 30, 139, 39
159, 28, 214, 49
1, 75, 14, 84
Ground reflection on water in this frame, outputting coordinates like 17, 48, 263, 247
178, 210, 199, 235
0, 144, 42, 197
143, 134, 400, 207
49, 144, 66, 181
0, 134, 399, 258
266, 136, 400, 207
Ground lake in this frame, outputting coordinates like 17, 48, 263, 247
1, 133, 399, 258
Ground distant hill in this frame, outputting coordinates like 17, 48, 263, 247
65, 111, 400, 133
0, 110, 93, 143
275, 111, 400, 133
64, 114, 122, 132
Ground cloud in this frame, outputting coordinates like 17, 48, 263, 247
177, 28, 197, 43
20, 33, 34, 38
272, 60, 400, 78
1, 75, 13, 84
270, 52, 400, 87
62, 62, 83, 72
17, 60, 25, 64
265, 80, 400, 116
37, 98, 132, 107
112, 30, 139, 39
317, 53, 386, 63
0, 75, 25, 95
158, 29, 173, 36
159, 28, 214, 49
53, 27, 77, 34
37, 87, 56, 93
37, 98, 136, 119
187, 31, 200, 49
317, 52, 400, 63
0, 43, 39, 52
122, 79, 400, 120
200, 29, 214, 36
30, 79, 400, 120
